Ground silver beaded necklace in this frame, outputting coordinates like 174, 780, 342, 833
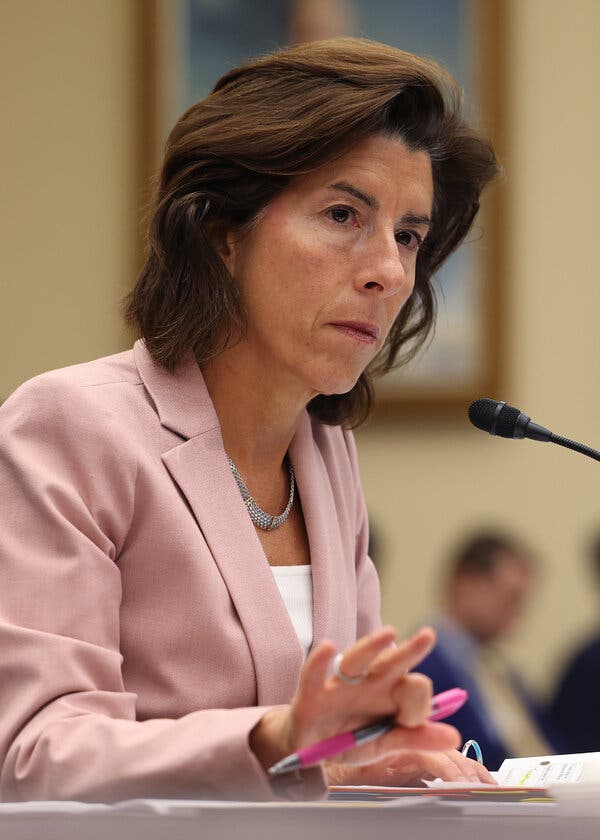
227, 456, 295, 530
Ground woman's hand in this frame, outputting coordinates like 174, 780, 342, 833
325, 749, 496, 787
250, 626, 461, 772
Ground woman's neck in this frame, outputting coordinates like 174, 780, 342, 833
201, 342, 312, 475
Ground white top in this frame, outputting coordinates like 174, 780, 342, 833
270, 564, 314, 658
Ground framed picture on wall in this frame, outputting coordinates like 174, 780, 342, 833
143, 0, 504, 415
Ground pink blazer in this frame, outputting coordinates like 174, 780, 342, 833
0, 340, 380, 802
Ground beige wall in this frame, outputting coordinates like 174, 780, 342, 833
0, 0, 140, 400
1, 0, 599, 696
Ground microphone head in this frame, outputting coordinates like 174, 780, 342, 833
468, 398, 523, 438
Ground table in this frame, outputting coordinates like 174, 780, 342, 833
1, 797, 599, 840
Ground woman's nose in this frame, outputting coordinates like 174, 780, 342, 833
354, 233, 413, 298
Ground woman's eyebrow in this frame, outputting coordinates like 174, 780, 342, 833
327, 181, 431, 228
328, 181, 379, 210
401, 213, 432, 228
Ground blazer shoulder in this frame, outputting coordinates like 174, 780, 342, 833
0, 348, 145, 449
10, 347, 138, 392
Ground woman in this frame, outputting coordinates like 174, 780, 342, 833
0, 38, 499, 802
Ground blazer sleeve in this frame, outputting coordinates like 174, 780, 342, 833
342, 428, 381, 639
0, 376, 323, 803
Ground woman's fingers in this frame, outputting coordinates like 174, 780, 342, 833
394, 749, 469, 783
328, 626, 436, 696
441, 751, 497, 784
380, 748, 496, 785
391, 672, 433, 727
376, 721, 461, 756
330, 625, 397, 684
326, 748, 496, 787
297, 640, 338, 695
368, 627, 436, 679
336, 721, 461, 766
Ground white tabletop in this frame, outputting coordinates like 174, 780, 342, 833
1, 796, 599, 840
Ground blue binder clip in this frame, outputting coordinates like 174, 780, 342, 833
461, 739, 484, 764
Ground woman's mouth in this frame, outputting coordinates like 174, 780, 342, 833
329, 321, 380, 344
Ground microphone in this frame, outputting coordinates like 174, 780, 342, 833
468, 398, 600, 463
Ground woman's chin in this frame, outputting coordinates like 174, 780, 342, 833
299, 360, 366, 402
312, 375, 361, 398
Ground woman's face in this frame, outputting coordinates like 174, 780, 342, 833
222, 134, 433, 400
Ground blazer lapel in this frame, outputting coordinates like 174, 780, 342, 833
290, 414, 356, 652
134, 341, 304, 705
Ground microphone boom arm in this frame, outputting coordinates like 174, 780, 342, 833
550, 434, 600, 463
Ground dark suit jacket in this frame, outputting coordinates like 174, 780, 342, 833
419, 623, 564, 771
550, 632, 600, 753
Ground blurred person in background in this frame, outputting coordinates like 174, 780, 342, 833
417, 532, 564, 770
549, 530, 600, 752
0, 39, 498, 802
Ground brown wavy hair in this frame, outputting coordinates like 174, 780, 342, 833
126, 37, 500, 427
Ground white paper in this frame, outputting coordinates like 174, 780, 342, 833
494, 754, 583, 786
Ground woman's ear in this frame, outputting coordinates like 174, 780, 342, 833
205, 218, 237, 276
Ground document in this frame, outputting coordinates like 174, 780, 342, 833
494, 752, 600, 786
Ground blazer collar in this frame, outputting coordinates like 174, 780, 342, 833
133, 339, 219, 439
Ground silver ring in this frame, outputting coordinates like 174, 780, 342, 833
332, 652, 368, 686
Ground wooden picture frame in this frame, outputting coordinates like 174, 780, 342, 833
139, 0, 505, 416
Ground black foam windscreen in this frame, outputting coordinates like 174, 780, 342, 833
468, 398, 522, 438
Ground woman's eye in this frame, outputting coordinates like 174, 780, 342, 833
328, 206, 354, 224
396, 229, 423, 251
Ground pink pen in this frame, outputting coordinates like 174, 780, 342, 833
268, 687, 468, 775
